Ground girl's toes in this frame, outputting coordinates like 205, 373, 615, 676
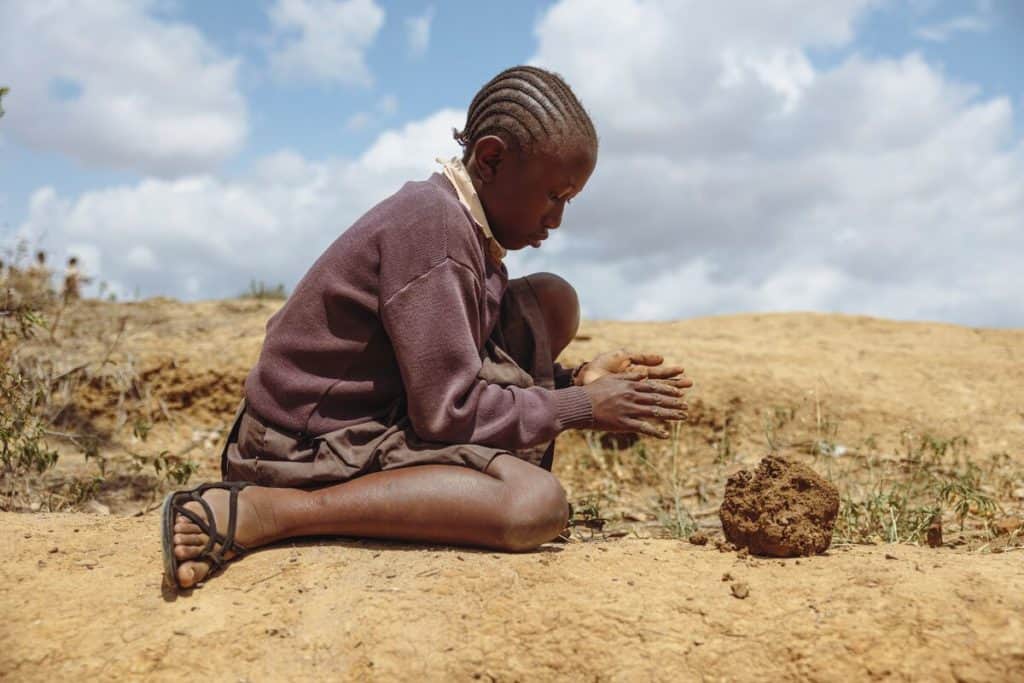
173, 532, 207, 546
175, 544, 203, 560
174, 519, 201, 534
177, 561, 210, 588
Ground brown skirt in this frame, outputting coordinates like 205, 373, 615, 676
221, 277, 558, 488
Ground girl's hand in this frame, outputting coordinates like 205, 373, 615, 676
581, 372, 689, 439
576, 349, 693, 390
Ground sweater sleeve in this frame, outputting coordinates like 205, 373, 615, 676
380, 257, 593, 449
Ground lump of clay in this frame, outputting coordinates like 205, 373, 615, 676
719, 455, 839, 557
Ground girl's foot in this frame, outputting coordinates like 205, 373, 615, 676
171, 485, 277, 588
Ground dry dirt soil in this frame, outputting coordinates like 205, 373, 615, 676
2, 299, 1023, 681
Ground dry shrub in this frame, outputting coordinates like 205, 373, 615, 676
1, 244, 198, 511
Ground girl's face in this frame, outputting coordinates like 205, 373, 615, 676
472, 139, 596, 251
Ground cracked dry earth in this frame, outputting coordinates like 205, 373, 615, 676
3, 512, 1023, 681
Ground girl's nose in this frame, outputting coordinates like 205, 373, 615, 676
543, 206, 564, 230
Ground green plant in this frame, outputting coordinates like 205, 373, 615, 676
632, 422, 697, 538
1, 369, 60, 476
762, 405, 796, 454
127, 418, 198, 498
0, 299, 60, 479
568, 495, 608, 540
239, 280, 288, 301
833, 432, 1001, 544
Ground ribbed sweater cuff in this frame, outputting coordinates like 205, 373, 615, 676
553, 386, 593, 431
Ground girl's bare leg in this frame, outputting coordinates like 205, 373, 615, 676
172, 454, 568, 587
173, 272, 581, 587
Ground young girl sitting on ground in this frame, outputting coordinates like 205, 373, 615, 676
162, 66, 692, 590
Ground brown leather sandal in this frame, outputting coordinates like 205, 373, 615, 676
161, 481, 251, 590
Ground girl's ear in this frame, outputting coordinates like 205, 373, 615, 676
471, 136, 507, 183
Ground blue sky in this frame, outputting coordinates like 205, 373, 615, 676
1, 0, 1022, 325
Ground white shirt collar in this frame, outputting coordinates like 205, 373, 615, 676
437, 157, 506, 262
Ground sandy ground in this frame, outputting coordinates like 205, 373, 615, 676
3, 513, 1023, 682
4, 301, 1024, 680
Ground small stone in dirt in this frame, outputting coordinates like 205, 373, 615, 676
715, 540, 737, 553
721, 572, 734, 582
736, 547, 750, 559
688, 532, 708, 546
86, 500, 111, 515
23, 533, 31, 539
992, 516, 1022, 536
730, 582, 750, 599
927, 517, 943, 547
885, 553, 897, 560
48, 547, 59, 554
719, 455, 839, 557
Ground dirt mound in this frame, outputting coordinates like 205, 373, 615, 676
719, 455, 840, 557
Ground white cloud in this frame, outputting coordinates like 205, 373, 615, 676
377, 94, 399, 116
405, 7, 435, 59
17, 110, 464, 301
914, 14, 990, 42
12, 0, 1024, 328
344, 94, 399, 130
267, 0, 385, 86
509, 0, 1024, 327
344, 111, 373, 131
0, 1, 247, 177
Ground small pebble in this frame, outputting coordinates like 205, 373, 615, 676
730, 582, 750, 599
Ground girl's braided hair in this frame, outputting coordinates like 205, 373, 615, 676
454, 66, 597, 162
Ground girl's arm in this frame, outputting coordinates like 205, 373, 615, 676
381, 256, 593, 449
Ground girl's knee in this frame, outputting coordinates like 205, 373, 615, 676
495, 468, 568, 552
525, 272, 580, 356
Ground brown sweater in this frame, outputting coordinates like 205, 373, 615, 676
244, 173, 594, 448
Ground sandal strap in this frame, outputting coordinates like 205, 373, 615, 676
171, 481, 251, 570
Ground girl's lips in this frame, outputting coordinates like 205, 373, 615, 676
527, 230, 549, 248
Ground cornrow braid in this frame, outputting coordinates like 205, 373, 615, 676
454, 66, 597, 162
